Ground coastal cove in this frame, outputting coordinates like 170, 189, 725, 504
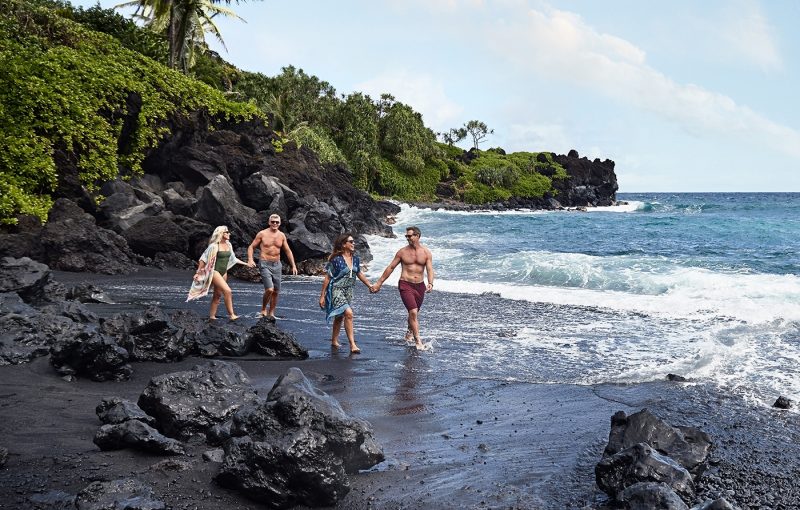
2, 192, 800, 508
1, 269, 800, 509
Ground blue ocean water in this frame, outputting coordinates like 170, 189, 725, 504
364, 193, 800, 407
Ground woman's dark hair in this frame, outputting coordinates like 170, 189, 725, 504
328, 233, 354, 261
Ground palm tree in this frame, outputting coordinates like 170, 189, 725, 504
116, 0, 246, 73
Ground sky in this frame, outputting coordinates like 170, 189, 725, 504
72, 0, 800, 192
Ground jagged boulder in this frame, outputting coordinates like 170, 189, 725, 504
50, 329, 132, 381
96, 397, 156, 426
94, 420, 185, 455
66, 283, 114, 304
240, 172, 288, 216
246, 318, 308, 358
123, 214, 189, 257
193, 175, 262, 243
618, 482, 689, 510
604, 409, 711, 474
75, 479, 165, 510
40, 199, 139, 274
101, 306, 193, 362
98, 179, 164, 233
0, 256, 66, 305
596, 442, 694, 501
216, 367, 384, 508
1, 311, 80, 365
137, 360, 261, 440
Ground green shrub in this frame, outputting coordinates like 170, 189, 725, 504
292, 125, 346, 165
0, 0, 259, 224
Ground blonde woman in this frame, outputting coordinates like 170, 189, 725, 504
187, 226, 247, 320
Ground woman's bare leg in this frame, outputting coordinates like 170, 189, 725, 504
343, 308, 360, 353
331, 315, 343, 348
211, 272, 237, 320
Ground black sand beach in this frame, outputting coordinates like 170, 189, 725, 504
2, 269, 799, 509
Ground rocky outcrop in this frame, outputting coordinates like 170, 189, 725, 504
75, 479, 166, 510
596, 409, 727, 509
137, 360, 261, 441
552, 149, 618, 207
216, 367, 384, 508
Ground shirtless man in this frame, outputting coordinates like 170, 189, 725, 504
247, 214, 298, 320
371, 226, 435, 349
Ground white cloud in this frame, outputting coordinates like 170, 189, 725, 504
482, 4, 800, 159
505, 122, 569, 153
353, 70, 464, 130
717, 0, 782, 71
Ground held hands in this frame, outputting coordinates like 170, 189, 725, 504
369, 282, 381, 294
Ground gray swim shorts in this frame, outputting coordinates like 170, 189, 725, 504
258, 260, 282, 291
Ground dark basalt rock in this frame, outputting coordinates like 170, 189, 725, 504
773, 396, 793, 409
0, 256, 66, 305
193, 175, 262, 244
551, 150, 618, 207
66, 283, 114, 304
1, 312, 80, 366
38, 299, 98, 323
137, 360, 261, 441
690, 498, 737, 510
40, 199, 140, 274
96, 397, 156, 426
0, 446, 7, 468
618, 482, 689, 510
246, 318, 309, 359
604, 409, 711, 474
193, 323, 253, 357
50, 329, 132, 381
122, 214, 189, 257
667, 373, 689, 382
216, 367, 384, 508
595, 442, 694, 501
101, 306, 193, 362
75, 479, 165, 510
94, 419, 185, 455
28, 490, 76, 509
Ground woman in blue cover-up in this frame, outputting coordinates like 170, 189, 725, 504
318, 233, 374, 354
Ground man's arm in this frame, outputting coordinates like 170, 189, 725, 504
425, 247, 435, 293
282, 233, 298, 275
246, 232, 261, 267
373, 251, 402, 291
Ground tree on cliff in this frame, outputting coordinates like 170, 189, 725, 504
464, 120, 493, 149
116, 0, 249, 73
441, 127, 467, 146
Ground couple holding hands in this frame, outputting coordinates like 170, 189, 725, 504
319, 226, 434, 354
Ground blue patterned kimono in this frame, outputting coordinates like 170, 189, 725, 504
323, 255, 361, 324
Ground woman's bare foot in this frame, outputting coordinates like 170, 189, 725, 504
349, 343, 361, 354
209, 317, 217, 321
229, 315, 239, 321
331, 340, 341, 349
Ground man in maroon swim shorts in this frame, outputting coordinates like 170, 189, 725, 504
398, 280, 427, 311
372, 226, 435, 350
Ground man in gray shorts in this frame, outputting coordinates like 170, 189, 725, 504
247, 214, 298, 320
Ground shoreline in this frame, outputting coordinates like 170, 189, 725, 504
1, 268, 799, 508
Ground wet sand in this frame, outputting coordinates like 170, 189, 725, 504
1, 269, 799, 509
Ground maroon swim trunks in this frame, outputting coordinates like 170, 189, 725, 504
398, 280, 426, 311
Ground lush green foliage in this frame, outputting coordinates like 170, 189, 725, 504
0, 0, 258, 224
2, 0, 571, 224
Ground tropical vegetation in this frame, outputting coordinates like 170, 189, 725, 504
0, 0, 569, 225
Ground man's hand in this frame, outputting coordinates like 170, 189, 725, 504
290, 264, 298, 275
247, 260, 256, 268
426, 282, 433, 293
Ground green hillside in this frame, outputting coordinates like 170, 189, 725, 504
0, 0, 568, 225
